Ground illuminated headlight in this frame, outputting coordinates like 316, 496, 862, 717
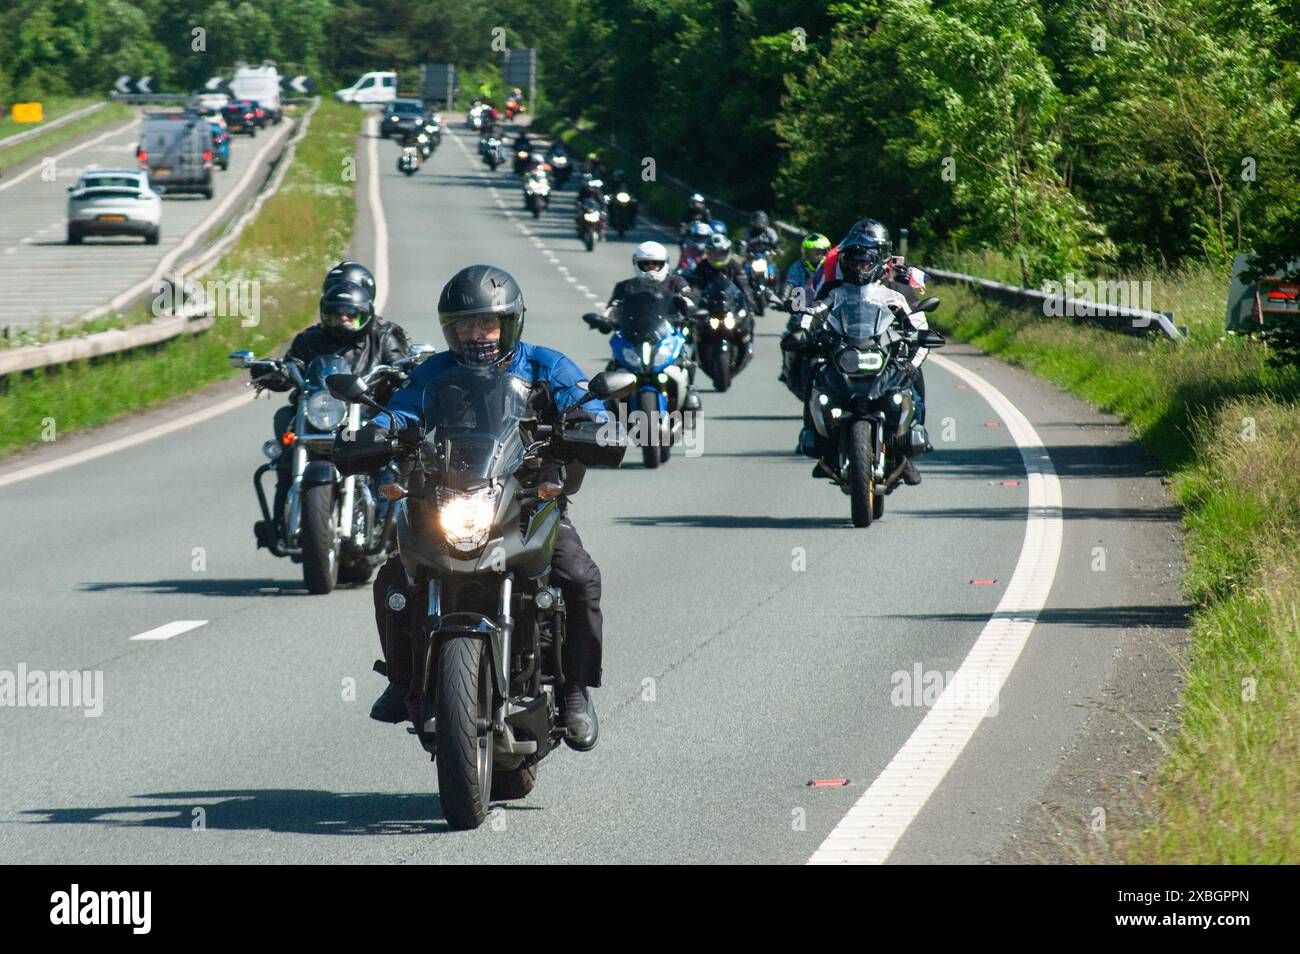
708, 317, 721, 330
723, 314, 737, 330
837, 348, 885, 375
262, 439, 283, 460
583, 211, 601, 222
641, 341, 654, 368
517, 150, 528, 158
616, 191, 631, 202
652, 337, 676, 368
437, 486, 499, 553
553, 156, 568, 166
305, 391, 347, 431
752, 258, 767, 273
620, 344, 642, 369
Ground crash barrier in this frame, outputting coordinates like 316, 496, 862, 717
0, 102, 108, 151
0, 98, 320, 377
559, 119, 1186, 343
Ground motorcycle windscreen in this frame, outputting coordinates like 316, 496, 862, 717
415, 364, 530, 490
700, 276, 745, 314
305, 354, 352, 388
826, 287, 896, 347
614, 288, 676, 344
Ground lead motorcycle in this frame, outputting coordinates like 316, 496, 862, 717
783, 284, 944, 527
582, 285, 699, 468
230, 346, 434, 593
327, 364, 632, 829
692, 275, 753, 392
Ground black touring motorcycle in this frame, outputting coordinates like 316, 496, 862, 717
784, 285, 945, 527
329, 363, 632, 829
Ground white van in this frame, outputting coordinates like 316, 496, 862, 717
335, 71, 397, 104
230, 65, 283, 123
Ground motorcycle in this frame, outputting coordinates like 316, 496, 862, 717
523, 169, 551, 218
229, 346, 436, 593
512, 144, 533, 176
547, 150, 572, 188
482, 135, 504, 171
692, 276, 754, 392
398, 146, 420, 176
784, 285, 944, 527
326, 364, 632, 829
467, 103, 485, 131
743, 243, 778, 317
606, 187, 638, 238
576, 196, 606, 252
582, 287, 698, 469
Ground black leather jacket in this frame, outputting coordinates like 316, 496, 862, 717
255, 318, 410, 402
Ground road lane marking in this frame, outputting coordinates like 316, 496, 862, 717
365, 115, 390, 316
808, 352, 1063, 865
0, 119, 141, 194
130, 620, 208, 641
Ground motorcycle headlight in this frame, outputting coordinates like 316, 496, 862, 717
837, 348, 885, 375
517, 150, 528, 158
584, 211, 601, 222
616, 191, 631, 202
619, 344, 643, 370
652, 336, 677, 369
437, 486, 499, 553
708, 317, 722, 330
305, 391, 347, 431
723, 314, 737, 330
752, 258, 767, 272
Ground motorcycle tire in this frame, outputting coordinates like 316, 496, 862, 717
754, 295, 766, 317
339, 553, 374, 586
873, 485, 886, 521
583, 229, 595, 253
660, 443, 672, 464
301, 482, 339, 594
531, 202, 541, 219
639, 390, 660, 469
490, 764, 536, 800
435, 636, 495, 830
847, 420, 876, 529
711, 343, 732, 392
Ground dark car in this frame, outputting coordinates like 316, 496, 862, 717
381, 98, 425, 139
221, 99, 259, 136
137, 112, 214, 198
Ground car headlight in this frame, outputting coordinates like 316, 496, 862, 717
437, 486, 499, 553
836, 348, 885, 375
305, 391, 347, 431
616, 191, 631, 202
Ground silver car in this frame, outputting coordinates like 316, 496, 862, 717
66, 169, 162, 245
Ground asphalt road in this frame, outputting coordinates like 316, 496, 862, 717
0, 111, 292, 333
0, 119, 1185, 864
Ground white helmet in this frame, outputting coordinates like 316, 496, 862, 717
632, 240, 670, 282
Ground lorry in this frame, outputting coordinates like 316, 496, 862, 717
334, 71, 397, 104
230, 64, 283, 124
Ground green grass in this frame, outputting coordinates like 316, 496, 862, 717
0, 96, 99, 140
0, 101, 134, 172
938, 281, 1300, 862
0, 99, 360, 454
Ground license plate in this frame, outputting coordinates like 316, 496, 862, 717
97, 214, 128, 222
154, 167, 171, 175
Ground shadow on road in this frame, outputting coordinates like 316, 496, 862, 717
21, 789, 459, 837
616, 513, 846, 530
879, 603, 1187, 631
77, 578, 320, 597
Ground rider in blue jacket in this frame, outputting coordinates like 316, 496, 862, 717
367, 265, 608, 751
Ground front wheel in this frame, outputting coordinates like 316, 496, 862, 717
639, 390, 661, 469
300, 482, 339, 593
847, 420, 875, 529
710, 343, 732, 392
435, 636, 495, 830
491, 764, 536, 800
583, 228, 595, 252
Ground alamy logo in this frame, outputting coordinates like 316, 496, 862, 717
50, 885, 151, 934
0, 666, 103, 717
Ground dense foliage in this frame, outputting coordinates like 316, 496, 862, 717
4, 0, 1296, 282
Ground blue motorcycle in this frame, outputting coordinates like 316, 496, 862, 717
583, 286, 700, 468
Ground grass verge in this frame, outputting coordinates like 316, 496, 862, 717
0, 101, 134, 172
939, 281, 1300, 862
0, 99, 360, 455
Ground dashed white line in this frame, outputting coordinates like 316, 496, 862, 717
129, 620, 209, 642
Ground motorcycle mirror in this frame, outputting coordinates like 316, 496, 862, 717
407, 342, 436, 358
916, 296, 941, 313
585, 370, 637, 401
326, 372, 383, 411
918, 329, 947, 349
228, 350, 255, 368
581, 312, 608, 331
781, 330, 810, 352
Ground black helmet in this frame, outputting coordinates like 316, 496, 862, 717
750, 210, 769, 228
839, 219, 891, 285
320, 280, 375, 341
437, 265, 525, 366
323, 260, 376, 300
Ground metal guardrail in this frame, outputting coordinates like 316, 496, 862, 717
558, 118, 1186, 342
0, 102, 108, 151
0, 98, 321, 377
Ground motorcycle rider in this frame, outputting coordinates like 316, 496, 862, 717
743, 210, 780, 254
251, 263, 410, 545
779, 233, 832, 392
679, 192, 711, 239
677, 221, 713, 273
367, 265, 608, 751
688, 233, 753, 306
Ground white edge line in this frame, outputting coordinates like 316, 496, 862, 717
367, 114, 390, 316
807, 352, 1064, 865
129, 619, 209, 641
0, 116, 139, 193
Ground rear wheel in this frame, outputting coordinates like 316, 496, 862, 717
848, 421, 875, 529
66, 228, 82, 245
491, 764, 536, 800
639, 390, 660, 469
144, 227, 160, 246
436, 637, 495, 829
300, 482, 339, 593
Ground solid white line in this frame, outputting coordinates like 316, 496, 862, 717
0, 390, 255, 489
0, 118, 140, 193
366, 115, 390, 315
129, 620, 208, 641
807, 352, 1063, 865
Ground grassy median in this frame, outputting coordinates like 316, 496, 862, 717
936, 274, 1300, 863
0, 100, 134, 172
0, 99, 361, 454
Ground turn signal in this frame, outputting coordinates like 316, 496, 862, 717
538, 481, 563, 500
281, 431, 297, 446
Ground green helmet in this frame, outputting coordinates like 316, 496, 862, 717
801, 232, 831, 269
